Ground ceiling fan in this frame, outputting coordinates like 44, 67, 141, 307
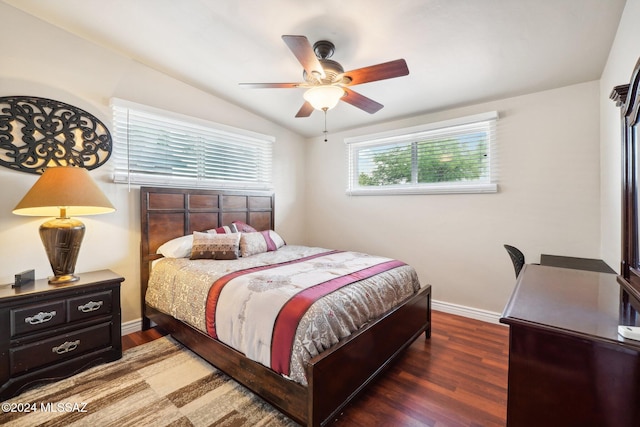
240, 35, 410, 118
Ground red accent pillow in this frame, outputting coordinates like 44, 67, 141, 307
207, 225, 234, 234
231, 221, 257, 233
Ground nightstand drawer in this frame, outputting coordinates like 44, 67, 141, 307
68, 291, 112, 322
9, 323, 112, 375
11, 300, 66, 336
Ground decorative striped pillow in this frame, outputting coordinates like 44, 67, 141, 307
240, 230, 285, 257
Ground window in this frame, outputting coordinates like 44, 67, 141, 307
346, 112, 498, 195
110, 98, 273, 190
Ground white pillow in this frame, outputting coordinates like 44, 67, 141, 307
156, 234, 193, 258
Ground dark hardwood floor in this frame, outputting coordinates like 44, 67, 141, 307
122, 310, 509, 426
121, 325, 167, 351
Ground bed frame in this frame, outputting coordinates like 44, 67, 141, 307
139, 186, 431, 426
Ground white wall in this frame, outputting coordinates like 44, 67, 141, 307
0, 4, 307, 323
600, 0, 640, 271
305, 81, 602, 314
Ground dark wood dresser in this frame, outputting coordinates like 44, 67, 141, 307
0, 270, 123, 400
500, 264, 640, 427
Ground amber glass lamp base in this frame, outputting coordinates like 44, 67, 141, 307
39, 217, 85, 284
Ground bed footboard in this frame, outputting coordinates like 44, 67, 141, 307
307, 284, 431, 426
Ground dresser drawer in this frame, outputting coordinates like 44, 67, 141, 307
68, 291, 112, 322
9, 323, 112, 375
11, 300, 66, 337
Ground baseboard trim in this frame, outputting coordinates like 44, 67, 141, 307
121, 301, 504, 336
121, 318, 142, 336
432, 299, 504, 325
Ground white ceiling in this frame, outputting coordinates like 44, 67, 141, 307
4, 0, 627, 138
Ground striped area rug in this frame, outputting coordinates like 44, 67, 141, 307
2, 336, 298, 426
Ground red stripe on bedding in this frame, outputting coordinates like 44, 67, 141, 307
270, 259, 406, 376
205, 250, 341, 338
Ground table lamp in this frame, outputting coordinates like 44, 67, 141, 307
12, 166, 115, 284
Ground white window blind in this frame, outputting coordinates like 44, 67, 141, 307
110, 98, 273, 189
346, 112, 498, 195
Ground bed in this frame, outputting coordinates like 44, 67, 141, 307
140, 186, 431, 426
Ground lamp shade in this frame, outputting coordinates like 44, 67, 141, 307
13, 166, 115, 217
303, 85, 345, 111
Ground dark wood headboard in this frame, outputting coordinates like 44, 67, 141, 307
139, 186, 275, 328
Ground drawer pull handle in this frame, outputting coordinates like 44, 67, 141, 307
78, 300, 103, 313
52, 340, 80, 355
25, 310, 57, 325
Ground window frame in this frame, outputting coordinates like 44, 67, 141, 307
345, 111, 498, 196
110, 98, 274, 190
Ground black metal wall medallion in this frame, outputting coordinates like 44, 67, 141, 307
0, 96, 112, 174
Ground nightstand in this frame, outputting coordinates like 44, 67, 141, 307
0, 270, 123, 400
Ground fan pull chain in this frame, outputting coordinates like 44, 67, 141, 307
323, 108, 329, 142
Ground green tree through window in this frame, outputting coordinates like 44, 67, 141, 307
359, 146, 411, 186
358, 137, 487, 186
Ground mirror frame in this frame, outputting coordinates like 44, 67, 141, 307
612, 57, 640, 299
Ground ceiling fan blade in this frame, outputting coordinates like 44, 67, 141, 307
342, 88, 383, 114
295, 101, 314, 118
342, 59, 409, 86
282, 35, 325, 80
239, 83, 301, 88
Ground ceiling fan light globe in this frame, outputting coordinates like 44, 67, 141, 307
303, 86, 345, 111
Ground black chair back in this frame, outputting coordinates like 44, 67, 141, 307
504, 244, 525, 278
